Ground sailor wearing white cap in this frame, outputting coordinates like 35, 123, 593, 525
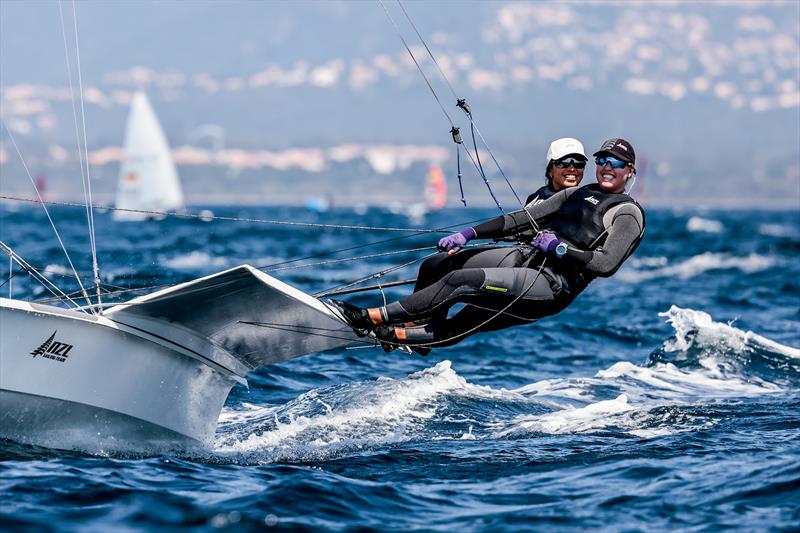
526, 137, 588, 207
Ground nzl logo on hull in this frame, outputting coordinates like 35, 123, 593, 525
30, 331, 73, 363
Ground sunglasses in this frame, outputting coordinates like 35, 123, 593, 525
554, 157, 587, 169
595, 156, 628, 169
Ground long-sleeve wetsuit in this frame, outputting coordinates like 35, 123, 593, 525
380, 184, 645, 347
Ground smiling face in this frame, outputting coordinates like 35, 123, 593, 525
548, 157, 585, 191
595, 157, 632, 193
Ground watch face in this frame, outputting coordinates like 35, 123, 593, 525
556, 243, 568, 256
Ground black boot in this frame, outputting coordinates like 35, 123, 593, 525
412, 346, 432, 357
373, 325, 399, 353
327, 299, 375, 336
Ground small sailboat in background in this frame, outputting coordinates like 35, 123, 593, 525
406, 162, 448, 223
113, 92, 184, 221
424, 163, 447, 211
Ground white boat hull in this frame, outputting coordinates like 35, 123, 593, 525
0, 265, 362, 453
0, 299, 238, 452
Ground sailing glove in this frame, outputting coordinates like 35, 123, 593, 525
438, 227, 476, 253
532, 230, 561, 253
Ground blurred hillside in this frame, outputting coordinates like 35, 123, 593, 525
1, 0, 798, 207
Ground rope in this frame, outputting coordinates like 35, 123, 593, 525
376, 0, 456, 129
57, 0, 99, 312
246, 257, 548, 351
395, 0, 458, 101
1, 123, 94, 310
393, 0, 541, 231
315, 251, 438, 297
67, 0, 102, 309
0, 267, 24, 291
377, 0, 504, 213
405, 261, 545, 348
0, 241, 83, 309
0, 195, 449, 234
266, 245, 436, 273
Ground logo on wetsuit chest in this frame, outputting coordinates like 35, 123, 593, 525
29, 331, 73, 362
584, 196, 599, 205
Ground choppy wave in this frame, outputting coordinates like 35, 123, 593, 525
618, 252, 774, 282
686, 216, 723, 233
212, 306, 799, 464
213, 361, 507, 462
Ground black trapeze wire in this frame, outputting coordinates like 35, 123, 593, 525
393, 0, 542, 231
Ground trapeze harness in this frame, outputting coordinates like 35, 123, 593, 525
379, 184, 646, 346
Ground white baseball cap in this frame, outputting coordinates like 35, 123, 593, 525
546, 137, 587, 162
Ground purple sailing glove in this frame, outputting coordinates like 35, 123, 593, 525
531, 230, 561, 253
438, 227, 476, 253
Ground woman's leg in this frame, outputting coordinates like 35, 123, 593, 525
384, 267, 563, 348
414, 247, 524, 292
383, 268, 488, 323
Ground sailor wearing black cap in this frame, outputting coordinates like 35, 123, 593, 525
330, 138, 645, 352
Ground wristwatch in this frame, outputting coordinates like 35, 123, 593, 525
555, 242, 569, 258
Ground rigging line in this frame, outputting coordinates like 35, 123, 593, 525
0, 267, 24, 291
376, 0, 456, 128
315, 250, 438, 296
249, 213, 494, 272
57, 0, 97, 303
241, 260, 546, 351
385, 0, 503, 212
395, 0, 458, 100
0, 195, 447, 233
1, 123, 94, 310
68, 246, 434, 311
0, 241, 82, 308
403, 261, 544, 348
263, 245, 437, 273
394, 0, 537, 226
48, 244, 435, 308
69, 0, 102, 310
239, 321, 378, 348
30, 223, 478, 306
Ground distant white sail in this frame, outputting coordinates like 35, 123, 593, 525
113, 92, 184, 221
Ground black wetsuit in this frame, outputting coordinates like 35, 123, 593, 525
525, 184, 558, 206
382, 184, 645, 346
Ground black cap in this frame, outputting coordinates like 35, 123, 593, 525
593, 138, 635, 164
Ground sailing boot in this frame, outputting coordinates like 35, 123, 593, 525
327, 299, 375, 336
373, 325, 400, 353
411, 345, 431, 357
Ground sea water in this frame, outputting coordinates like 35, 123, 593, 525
1, 206, 798, 531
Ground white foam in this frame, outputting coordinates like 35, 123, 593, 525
618, 252, 774, 282
758, 223, 797, 238
661, 305, 800, 360
686, 216, 723, 233
42, 264, 72, 276
629, 256, 668, 268
597, 361, 777, 396
214, 361, 510, 459
160, 251, 228, 270
213, 308, 797, 457
502, 394, 633, 435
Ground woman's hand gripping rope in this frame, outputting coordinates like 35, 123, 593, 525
437, 227, 477, 255
531, 230, 561, 254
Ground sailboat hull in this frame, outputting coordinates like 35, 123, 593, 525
0, 298, 237, 452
